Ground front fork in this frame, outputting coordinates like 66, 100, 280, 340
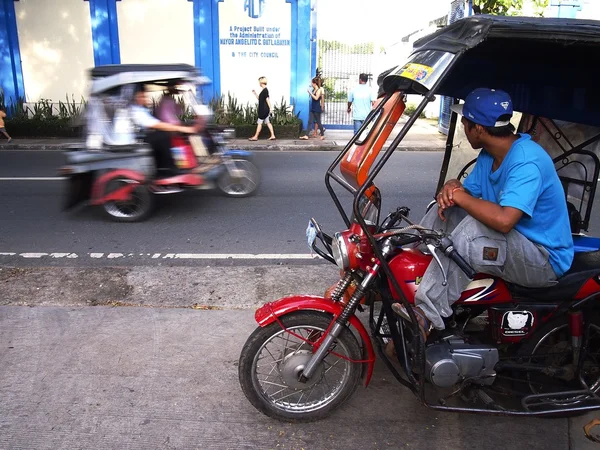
300, 240, 394, 382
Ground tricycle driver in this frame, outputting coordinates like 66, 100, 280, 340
392, 88, 574, 340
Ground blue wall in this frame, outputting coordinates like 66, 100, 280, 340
2, 0, 313, 125
0, 0, 25, 109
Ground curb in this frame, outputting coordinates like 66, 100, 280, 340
0, 142, 444, 152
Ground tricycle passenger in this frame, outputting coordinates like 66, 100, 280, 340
132, 84, 199, 174
393, 88, 574, 339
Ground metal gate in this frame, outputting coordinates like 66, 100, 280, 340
316, 4, 376, 129
438, 0, 472, 134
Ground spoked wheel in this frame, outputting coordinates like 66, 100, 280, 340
218, 159, 260, 197
518, 315, 600, 405
238, 311, 362, 422
102, 179, 154, 222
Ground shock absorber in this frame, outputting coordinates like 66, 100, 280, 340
330, 272, 353, 302
569, 310, 583, 366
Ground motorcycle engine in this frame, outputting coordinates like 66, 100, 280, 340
425, 339, 499, 388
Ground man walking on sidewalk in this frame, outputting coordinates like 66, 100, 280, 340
0, 107, 12, 143
347, 73, 375, 134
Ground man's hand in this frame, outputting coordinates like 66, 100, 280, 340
178, 125, 198, 134
436, 178, 464, 221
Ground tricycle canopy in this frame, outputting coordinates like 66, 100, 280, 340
383, 15, 600, 126
89, 63, 211, 95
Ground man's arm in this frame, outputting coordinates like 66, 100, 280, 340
347, 90, 353, 113
452, 189, 523, 233
132, 107, 197, 133
150, 122, 196, 133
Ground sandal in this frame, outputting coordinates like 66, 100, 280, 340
391, 303, 432, 341
299, 135, 309, 140
248, 137, 258, 141
268, 136, 277, 140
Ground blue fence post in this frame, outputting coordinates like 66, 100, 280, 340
86, 0, 121, 66
0, 0, 25, 111
288, 0, 311, 130
190, 0, 222, 102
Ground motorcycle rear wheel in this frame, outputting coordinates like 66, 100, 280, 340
218, 159, 260, 197
238, 311, 362, 422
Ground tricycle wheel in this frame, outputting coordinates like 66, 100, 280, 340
218, 159, 260, 197
516, 314, 600, 407
238, 311, 362, 422
102, 180, 154, 222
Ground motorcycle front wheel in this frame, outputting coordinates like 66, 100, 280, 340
218, 159, 260, 197
238, 311, 362, 422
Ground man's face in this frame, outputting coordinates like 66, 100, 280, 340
461, 116, 484, 149
135, 91, 149, 106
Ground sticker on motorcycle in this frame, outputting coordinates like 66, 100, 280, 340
397, 63, 434, 83
501, 311, 534, 336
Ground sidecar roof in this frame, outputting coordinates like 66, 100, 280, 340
382, 15, 600, 125
89, 64, 211, 95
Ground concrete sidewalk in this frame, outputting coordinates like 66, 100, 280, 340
1, 264, 599, 449
0, 304, 596, 450
0, 118, 446, 152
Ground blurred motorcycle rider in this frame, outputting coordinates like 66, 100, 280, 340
131, 84, 199, 174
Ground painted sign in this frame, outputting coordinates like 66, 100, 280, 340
219, 0, 292, 107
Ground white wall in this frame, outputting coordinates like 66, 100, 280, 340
218, 0, 291, 107
14, 0, 95, 102
117, 0, 194, 65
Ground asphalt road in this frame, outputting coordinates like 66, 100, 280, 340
0, 150, 443, 266
2, 149, 600, 449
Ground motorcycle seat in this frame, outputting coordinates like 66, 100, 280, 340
506, 250, 600, 302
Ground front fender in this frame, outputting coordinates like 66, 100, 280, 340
255, 295, 376, 386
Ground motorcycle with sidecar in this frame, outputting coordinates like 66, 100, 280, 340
238, 15, 600, 421
61, 64, 260, 222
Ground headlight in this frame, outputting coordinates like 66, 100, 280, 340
331, 232, 349, 270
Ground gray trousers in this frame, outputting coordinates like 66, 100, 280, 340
415, 206, 558, 330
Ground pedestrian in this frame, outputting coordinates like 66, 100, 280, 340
347, 73, 375, 134
0, 107, 12, 143
299, 77, 325, 140
249, 76, 276, 141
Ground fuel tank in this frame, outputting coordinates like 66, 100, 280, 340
387, 249, 512, 305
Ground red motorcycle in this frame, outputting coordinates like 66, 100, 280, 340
238, 16, 600, 421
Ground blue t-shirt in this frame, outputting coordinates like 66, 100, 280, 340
463, 133, 574, 277
349, 84, 374, 121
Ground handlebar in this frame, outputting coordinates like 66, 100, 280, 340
439, 236, 476, 279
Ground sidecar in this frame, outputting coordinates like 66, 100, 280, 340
325, 15, 600, 414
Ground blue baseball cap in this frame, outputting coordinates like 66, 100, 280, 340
450, 88, 513, 127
